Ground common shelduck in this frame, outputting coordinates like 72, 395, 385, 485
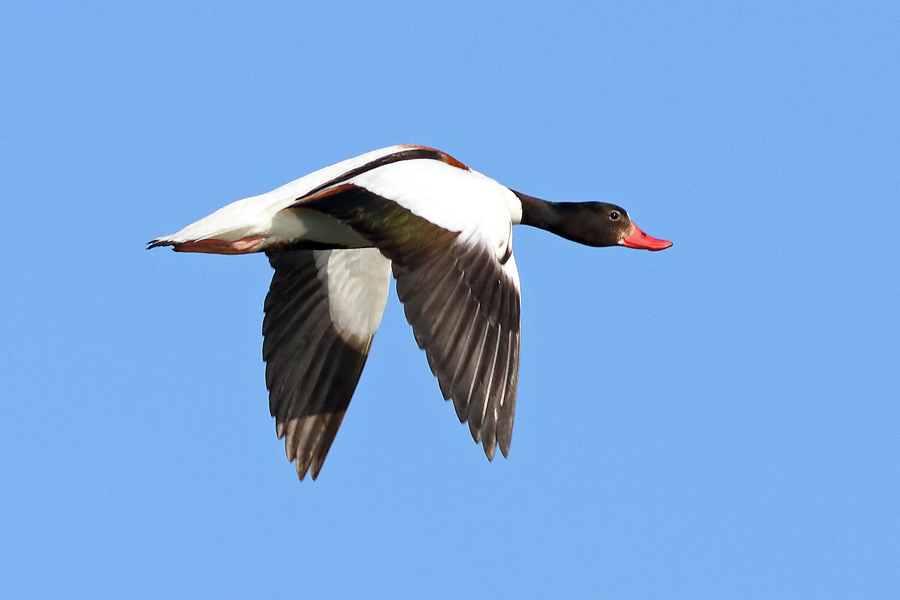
150, 145, 672, 480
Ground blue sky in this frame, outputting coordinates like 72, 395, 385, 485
2, 1, 898, 598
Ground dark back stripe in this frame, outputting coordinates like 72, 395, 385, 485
298, 147, 469, 203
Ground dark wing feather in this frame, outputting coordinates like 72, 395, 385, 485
263, 248, 390, 480
304, 186, 521, 459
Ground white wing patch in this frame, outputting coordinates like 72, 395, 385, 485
344, 159, 517, 263
316, 248, 391, 343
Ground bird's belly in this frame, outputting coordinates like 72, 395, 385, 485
266, 207, 373, 250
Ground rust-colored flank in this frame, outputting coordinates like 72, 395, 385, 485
173, 235, 266, 254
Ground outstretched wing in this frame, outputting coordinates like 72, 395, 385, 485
263, 247, 391, 480
302, 180, 522, 460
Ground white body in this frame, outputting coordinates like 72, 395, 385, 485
155, 145, 524, 264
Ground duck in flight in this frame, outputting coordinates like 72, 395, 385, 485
149, 145, 672, 480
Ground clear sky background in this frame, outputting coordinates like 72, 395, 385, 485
2, 1, 898, 598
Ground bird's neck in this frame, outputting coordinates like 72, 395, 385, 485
515, 191, 614, 247
515, 192, 563, 229
515, 191, 583, 240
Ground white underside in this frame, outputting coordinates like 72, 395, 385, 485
269, 208, 370, 248
154, 146, 407, 247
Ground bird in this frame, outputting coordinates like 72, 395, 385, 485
149, 144, 672, 480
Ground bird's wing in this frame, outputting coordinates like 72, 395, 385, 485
298, 160, 522, 459
263, 247, 391, 480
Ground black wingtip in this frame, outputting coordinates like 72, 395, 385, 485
483, 440, 497, 461
499, 442, 510, 459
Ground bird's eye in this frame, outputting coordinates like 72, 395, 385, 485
609, 211, 620, 221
